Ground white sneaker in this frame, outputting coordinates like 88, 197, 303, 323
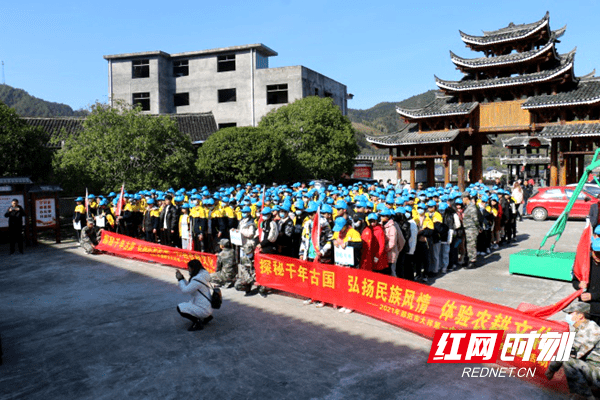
303, 299, 313, 305
344, 308, 353, 314
339, 307, 347, 313
315, 302, 325, 308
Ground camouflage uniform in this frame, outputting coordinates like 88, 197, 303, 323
235, 242, 256, 292
210, 246, 236, 285
462, 201, 481, 264
549, 319, 600, 397
81, 225, 101, 254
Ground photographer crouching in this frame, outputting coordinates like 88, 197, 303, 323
175, 260, 214, 331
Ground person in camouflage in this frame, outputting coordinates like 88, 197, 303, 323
81, 218, 101, 254
546, 302, 600, 399
235, 242, 256, 294
210, 239, 236, 287
461, 191, 482, 269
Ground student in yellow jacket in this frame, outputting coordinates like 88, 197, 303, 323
73, 197, 86, 244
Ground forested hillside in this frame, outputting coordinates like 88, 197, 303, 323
0, 84, 87, 117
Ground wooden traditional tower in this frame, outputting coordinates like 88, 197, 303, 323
368, 12, 600, 189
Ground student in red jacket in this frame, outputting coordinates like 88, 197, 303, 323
360, 213, 388, 271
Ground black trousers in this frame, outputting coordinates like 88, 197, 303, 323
398, 252, 415, 281
414, 241, 429, 277
9, 228, 23, 254
145, 231, 155, 243
160, 229, 174, 247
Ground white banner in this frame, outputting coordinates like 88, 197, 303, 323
0, 194, 25, 229
334, 245, 355, 266
35, 198, 56, 227
230, 229, 243, 246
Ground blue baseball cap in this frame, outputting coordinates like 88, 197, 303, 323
261, 207, 272, 215
367, 213, 379, 221
321, 204, 333, 214
593, 238, 600, 252
332, 217, 347, 232
380, 208, 393, 216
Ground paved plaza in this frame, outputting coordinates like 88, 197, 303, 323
0, 219, 585, 399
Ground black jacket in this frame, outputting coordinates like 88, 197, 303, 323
5, 206, 25, 230
159, 204, 178, 231
573, 256, 600, 321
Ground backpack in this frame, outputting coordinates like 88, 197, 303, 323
195, 279, 223, 309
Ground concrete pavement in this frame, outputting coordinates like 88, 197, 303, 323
0, 219, 580, 399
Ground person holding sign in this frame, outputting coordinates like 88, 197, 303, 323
5, 199, 26, 254
332, 217, 362, 268
332, 216, 362, 314
73, 197, 86, 245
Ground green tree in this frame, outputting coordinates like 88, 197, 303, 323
196, 126, 291, 185
52, 102, 196, 193
259, 96, 360, 180
0, 101, 52, 180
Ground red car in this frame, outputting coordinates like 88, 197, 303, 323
526, 186, 597, 221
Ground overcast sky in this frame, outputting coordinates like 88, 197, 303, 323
2, 0, 599, 111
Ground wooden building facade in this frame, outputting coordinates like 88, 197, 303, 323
367, 12, 600, 189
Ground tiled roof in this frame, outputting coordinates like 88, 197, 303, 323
23, 113, 218, 146
522, 79, 600, 109
500, 156, 551, 165
539, 123, 600, 138
450, 38, 558, 70
396, 95, 478, 119
0, 177, 33, 185
436, 50, 575, 92
169, 112, 218, 143
23, 117, 84, 146
366, 124, 460, 146
501, 136, 551, 147
460, 12, 551, 46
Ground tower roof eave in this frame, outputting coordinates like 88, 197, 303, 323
396, 96, 478, 119
450, 38, 557, 70
436, 49, 576, 92
459, 12, 550, 47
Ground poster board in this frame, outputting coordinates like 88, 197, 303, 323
35, 198, 57, 228
0, 194, 25, 228
334, 245, 354, 266
230, 229, 243, 246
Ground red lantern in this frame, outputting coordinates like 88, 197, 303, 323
529, 138, 541, 147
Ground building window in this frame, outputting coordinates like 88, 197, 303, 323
314, 88, 319, 96
132, 92, 150, 111
267, 84, 288, 105
218, 88, 236, 103
218, 122, 237, 129
217, 54, 235, 72
174, 93, 190, 107
324, 91, 333, 98
173, 60, 189, 77
132, 59, 150, 78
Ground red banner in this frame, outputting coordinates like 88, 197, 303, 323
255, 252, 569, 391
96, 230, 217, 273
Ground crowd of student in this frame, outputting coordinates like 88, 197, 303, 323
74, 180, 524, 287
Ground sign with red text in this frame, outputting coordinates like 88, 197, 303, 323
96, 231, 217, 273
254, 252, 569, 390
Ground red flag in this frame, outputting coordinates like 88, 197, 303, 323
518, 224, 592, 318
311, 209, 321, 262
85, 188, 89, 216
115, 183, 125, 217
573, 223, 592, 284
257, 186, 266, 239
